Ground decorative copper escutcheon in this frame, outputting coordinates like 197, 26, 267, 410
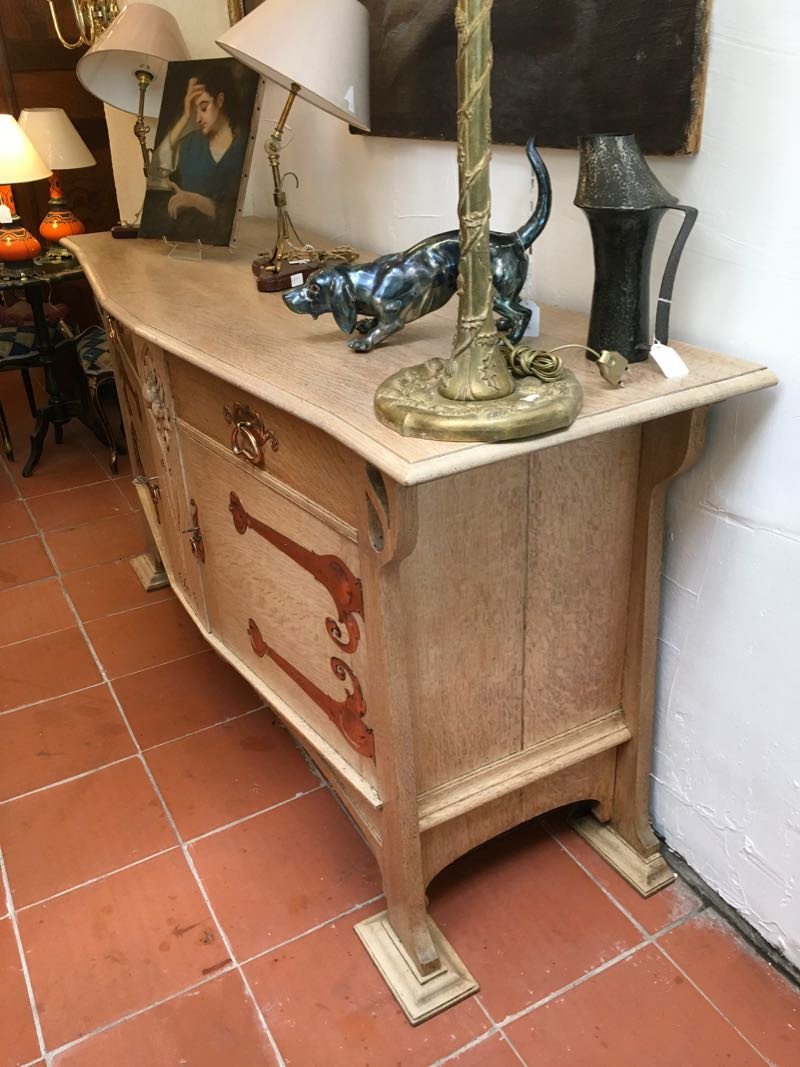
229, 491, 364, 654
248, 619, 374, 759
223, 402, 278, 466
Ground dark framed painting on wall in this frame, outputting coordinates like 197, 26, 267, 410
359, 0, 711, 155
138, 58, 260, 247
227, 0, 266, 23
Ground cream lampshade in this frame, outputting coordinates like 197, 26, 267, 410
0, 114, 51, 270
77, 1, 189, 198
215, 0, 370, 291
0, 113, 51, 184
19, 108, 96, 266
217, 0, 370, 131
77, 2, 189, 117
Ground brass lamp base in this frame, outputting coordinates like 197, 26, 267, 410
374, 357, 583, 443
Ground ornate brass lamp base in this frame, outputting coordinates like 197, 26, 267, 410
375, 357, 583, 443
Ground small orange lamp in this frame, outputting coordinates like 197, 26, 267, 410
0, 114, 51, 276
18, 107, 96, 268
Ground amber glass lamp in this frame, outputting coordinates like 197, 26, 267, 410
0, 114, 52, 276
18, 108, 96, 268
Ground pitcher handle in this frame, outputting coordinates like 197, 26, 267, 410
654, 205, 699, 346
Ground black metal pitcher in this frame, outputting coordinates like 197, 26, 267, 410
575, 134, 698, 363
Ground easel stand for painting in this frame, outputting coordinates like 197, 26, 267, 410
162, 236, 204, 261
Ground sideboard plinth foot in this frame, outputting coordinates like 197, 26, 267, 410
355, 910, 478, 1025
130, 552, 170, 592
569, 813, 675, 897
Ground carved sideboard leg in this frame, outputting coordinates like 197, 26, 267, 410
572, 407, 708, 895
353, 466, 478, 1024
132, 477, 171, 590
130, 541, 170, 591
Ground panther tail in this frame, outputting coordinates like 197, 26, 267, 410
515, 136, 552, 250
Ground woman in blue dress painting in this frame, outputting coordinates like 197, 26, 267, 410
145, 62, 253, 246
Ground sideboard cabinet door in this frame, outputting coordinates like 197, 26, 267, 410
179, 428, 379, 797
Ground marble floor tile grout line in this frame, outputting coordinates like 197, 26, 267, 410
654, 939, 774, 1066
1, 847, 48, 1064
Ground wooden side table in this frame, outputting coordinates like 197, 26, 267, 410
0, 263, 84, 475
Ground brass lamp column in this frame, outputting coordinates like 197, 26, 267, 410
133, 68, 155, 178
253, 82, 323, 292
441, 0, 513, 403
374, 0, 583, 443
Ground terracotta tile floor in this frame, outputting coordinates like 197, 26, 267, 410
1, 369, 799, 1067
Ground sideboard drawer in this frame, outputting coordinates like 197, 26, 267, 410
180, 430, 377, 789
169, 357, 359, 526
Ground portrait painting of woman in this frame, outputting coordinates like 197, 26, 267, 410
140, 58, 260, 246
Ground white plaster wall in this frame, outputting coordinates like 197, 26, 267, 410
104, 2, 800, 965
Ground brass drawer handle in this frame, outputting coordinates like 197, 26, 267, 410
223, 402, 278, 467
231, 422, 261, 462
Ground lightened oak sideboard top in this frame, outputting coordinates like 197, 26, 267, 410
65, 218, 777, 487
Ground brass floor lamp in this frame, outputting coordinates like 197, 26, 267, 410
374, 0, 583, 443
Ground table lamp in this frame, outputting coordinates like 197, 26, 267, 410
77, 2, 189, 236
0, 114, 52, 277
18, 108, 96, 268
216, 0, 370, 291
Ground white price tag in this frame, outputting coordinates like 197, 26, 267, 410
290, 272, 304, 287
650, 340, 689, 379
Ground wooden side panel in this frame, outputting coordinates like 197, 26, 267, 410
180, 431, 378, 789
421, 749, 616, 886
524, 426, 641, 743
396, 460, 528, 795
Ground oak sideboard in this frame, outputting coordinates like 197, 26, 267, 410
66, 221, 776, 1023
